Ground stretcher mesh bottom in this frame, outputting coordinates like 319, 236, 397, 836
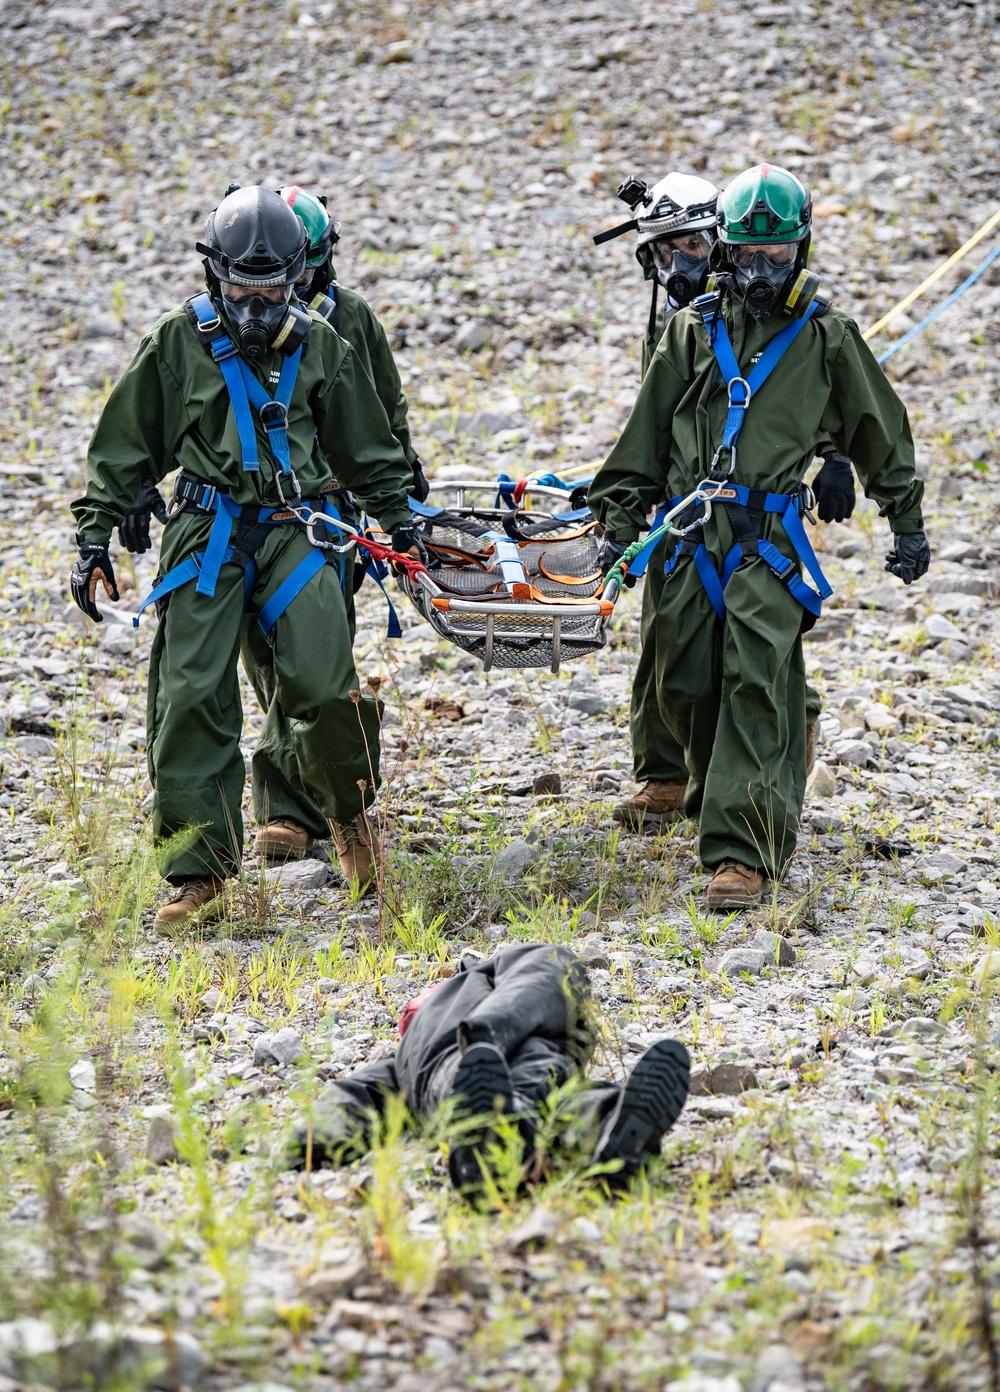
401, 519, 608, 669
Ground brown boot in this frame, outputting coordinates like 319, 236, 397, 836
154, 877, 226, 929
254, 818, 311, 862
329, 814, 379, 890
612, 779, 688, 829
805, 722, 817, 777
706, 861, 767, 910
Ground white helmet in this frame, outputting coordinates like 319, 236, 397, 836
634, 172, 719, 247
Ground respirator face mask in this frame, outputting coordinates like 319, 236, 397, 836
219, 281, 310, 360
728, 240, 799, 318
650, 230, 714, 307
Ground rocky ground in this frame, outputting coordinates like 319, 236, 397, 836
2, 0, 1000, 1388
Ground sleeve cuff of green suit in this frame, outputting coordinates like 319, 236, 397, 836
602, 519, 641, 544
379, 510, 414, 533
889, 515, 924, 535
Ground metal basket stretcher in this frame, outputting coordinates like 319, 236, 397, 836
396, 479, 617, 673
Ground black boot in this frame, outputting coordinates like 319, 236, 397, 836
593, 1038, 690, 1190
446, 1041, 515, 1194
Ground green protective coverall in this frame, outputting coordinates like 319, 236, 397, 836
240, 279, 416, 841
72, 306, 413, 882
632, 290, 821, 787
590, 295, 923, 876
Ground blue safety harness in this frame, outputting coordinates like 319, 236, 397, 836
134, 294, 349, 639
657, 295, 832, 621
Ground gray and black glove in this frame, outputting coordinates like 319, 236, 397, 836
597, 530, 636, 588
885, 530, 931, 585
118, 476, 168, 553
70, 539, 120, 622
410, 457, 431, 504
812, 450, 856, 524
390, 525, 428, 576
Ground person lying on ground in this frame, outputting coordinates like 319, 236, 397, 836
289, 942, 690, 1196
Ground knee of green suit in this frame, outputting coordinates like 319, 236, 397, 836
240, 614, 277, 712
145, 574, 248, 879
265, 568, 382, 821
805, 681, 822, 727
631, 555, 689, 782
697, 569, 807, 876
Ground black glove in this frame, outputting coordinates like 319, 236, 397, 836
410, 457, 431, 504
596, 530, 636, 588
811, 451, 856, 524
569, 485, 590, 512
118, 477, 168, 554
390, 525, 428, 576
70, 540, 120, 622
884, 530, 931, 585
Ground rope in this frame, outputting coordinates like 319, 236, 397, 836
863, 205, 1000, 340
876, 237, 1000, 365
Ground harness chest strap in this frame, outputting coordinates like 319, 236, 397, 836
697, 294, 820, 460
186, 293, 302, 477
657, 296, 831, 620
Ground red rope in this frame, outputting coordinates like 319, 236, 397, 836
354, 534, 428, 580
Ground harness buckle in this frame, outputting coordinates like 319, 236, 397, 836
727, 376, 752, 407
196, 314, 222, 334
258, 400, 289, 431
168, 476, 217, 518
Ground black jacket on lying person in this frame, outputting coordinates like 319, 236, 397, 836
296, 943, 599, 1161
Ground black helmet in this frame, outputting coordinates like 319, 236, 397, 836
196, 187, 311, 360
196, 186, 307, 289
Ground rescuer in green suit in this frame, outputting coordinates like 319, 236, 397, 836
70, 187, 421, 923
595, 170, 855, 834
590, 165, 929, 908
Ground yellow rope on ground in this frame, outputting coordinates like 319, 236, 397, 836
863, 205, 1000, 340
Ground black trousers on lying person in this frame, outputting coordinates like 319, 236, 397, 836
301, 943, 632, 1157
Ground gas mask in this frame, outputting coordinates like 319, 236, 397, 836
733, 251, 795, 318
723, 240, 820, 320
218, 283, 311, 360
658, 251, 709, 306
650, 231, 713, 308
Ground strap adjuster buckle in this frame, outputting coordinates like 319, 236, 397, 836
197, 314, 222, 334
258, 400, 289, 431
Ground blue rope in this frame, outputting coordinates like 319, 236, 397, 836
876, 238, 1000, 365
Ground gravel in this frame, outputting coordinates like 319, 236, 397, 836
2, 0, 1000, 1387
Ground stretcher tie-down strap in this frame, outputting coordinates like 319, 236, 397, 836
494, 471, 588, 511
187, 292, 302, 476
693, 292, 818, 458
663, 483, 832, 621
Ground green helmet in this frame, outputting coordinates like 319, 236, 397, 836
278, 186, 340, 267
717, 164, 811, 245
